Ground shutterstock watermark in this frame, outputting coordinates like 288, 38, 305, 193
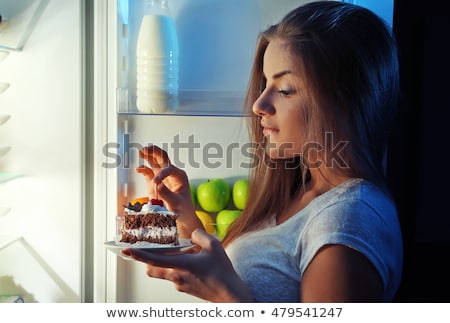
102, 133, 348, 170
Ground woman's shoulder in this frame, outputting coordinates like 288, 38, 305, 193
303, 178, 398, 229
323, 178, 394, 209
299, 178, 403, 301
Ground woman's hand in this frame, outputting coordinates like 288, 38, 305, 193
122, 228, 254, 302
136, 145, 202, 237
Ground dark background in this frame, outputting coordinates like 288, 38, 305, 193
389, 0, 450, 302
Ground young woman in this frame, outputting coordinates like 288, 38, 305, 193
123, 1, 403, 302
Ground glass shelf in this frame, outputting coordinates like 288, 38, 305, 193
0, 236, 22, 251
0, 0, 49, 51
0, 82, 10, 95
117, 88, 250, 117
0, 173, 21, 184
0, 207, 11, 218
0, 114, 11, 126
0, 145, 11, 157
0, 295, 24, 303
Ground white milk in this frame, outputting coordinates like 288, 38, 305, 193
136, 14, 179, 113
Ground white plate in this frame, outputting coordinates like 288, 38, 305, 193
104, 238, 195, 260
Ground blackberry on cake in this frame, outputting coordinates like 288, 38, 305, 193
120, 197, 179, 245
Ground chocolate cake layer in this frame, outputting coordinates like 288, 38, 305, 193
120, 212, 179, 245
123, 213, 177, 229
120, 233, 177, 244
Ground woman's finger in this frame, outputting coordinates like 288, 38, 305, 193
146, 265, 171, 280
146, 266, 190, 291
190, 228, 220, 250
151, 164, 190, 204
139, 145, 171, 169
153, 164, 186, 184
136, 165, 155, 178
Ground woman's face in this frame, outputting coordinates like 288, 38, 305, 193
253, 39, 308, 160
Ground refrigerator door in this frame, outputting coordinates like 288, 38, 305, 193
0, 0, 84, 302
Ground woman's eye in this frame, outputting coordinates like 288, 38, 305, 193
278, 88, 295, 96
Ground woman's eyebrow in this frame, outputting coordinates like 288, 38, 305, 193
272, 70, 292, 80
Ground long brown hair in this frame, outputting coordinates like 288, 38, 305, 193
222, 1, 399, 247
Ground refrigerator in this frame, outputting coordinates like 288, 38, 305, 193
0, 0, 393, 303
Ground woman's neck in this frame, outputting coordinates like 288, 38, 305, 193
276, 168, 351, 224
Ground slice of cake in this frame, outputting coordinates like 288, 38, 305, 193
120, 198, 179, 245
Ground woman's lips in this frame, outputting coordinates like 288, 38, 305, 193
263, 128, 278, 136
261, 122, 279, 136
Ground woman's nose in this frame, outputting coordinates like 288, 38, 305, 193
252, 91, 275, 116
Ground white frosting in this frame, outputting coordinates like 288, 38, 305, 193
122, 226, 177, 239
125, 202, 176, 216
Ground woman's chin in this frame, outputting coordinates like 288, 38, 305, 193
265, 148, 300, 161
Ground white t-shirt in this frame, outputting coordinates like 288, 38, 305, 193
225, 178, 403, 302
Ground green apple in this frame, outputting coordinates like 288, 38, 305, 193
197, 178, 231, 213
190, 184, 197, 207
216, 209, 242, 240
232, 178, 249, 210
